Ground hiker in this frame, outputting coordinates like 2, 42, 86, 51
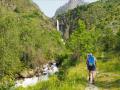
86, 53, 96, 84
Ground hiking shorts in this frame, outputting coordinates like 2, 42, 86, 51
87, 65, 96, 71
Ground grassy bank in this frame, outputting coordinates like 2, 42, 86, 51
16, 56, 120, 90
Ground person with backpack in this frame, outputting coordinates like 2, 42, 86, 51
86, 53, 96, 84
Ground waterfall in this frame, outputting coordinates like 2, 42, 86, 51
57, 20, 59, 31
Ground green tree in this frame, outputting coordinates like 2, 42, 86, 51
97, 29, 116, 52
66, 20, 96, 59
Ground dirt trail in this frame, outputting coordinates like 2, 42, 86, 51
85, 84, 99, 90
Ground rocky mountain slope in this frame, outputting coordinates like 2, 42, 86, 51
55, 0, 85, 16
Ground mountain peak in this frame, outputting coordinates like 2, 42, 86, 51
68, 0, 84, 9
55, 0, 85, 16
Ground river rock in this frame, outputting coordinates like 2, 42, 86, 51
28, 69, 35, 77
20, 69, 35, 78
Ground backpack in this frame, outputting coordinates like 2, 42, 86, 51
88, 55, 95, 66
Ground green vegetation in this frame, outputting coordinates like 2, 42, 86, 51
16, 3, 120, 89
66, 19, 97, 58
16, 58, 120, 90
0, 0, 65, 89
0, 0, 120, 90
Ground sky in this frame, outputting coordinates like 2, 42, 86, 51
33, 0, 98, 17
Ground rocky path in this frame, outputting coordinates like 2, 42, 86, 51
85, 84, 99, 90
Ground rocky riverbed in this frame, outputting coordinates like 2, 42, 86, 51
15, 62, 59, 88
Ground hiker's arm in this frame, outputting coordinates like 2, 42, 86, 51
94, 56, 97, 66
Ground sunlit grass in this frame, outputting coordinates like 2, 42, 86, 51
16, 58, 120, 90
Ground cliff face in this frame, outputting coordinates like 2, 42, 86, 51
55, 0, 85, 16
68, 0, 84, 9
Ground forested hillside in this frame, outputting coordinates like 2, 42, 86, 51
0, 0, 65, 89
57, 0, 120, 40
